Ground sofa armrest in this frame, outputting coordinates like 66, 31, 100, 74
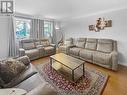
111, 51, 118, 71
68, 45, 76, 48
36, 45, 43, 48
113, 41, 117, 51
16, 56, 30, 66
50, 44, 56, 48
4, 64, 37, 88
65, 45, 76, 55
36, 45, 44, 51
19, 48, 25, 57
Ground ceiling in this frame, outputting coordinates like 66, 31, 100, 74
15, 0, 127, 20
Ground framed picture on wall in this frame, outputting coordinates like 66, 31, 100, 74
89, 25, 95, 31
105, 20, 112, 27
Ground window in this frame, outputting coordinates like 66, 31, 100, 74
15, 18, 31, 39
44, 21, 53, 38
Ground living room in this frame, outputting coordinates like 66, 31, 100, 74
0, 0, 127, 95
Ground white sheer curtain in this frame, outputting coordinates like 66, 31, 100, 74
30, 19, 39, 39
8, 16, 44, 57
30, 19, 44, 39
52, 21, 57, 44
38, 19, 44, 39
8, 15, 17, 57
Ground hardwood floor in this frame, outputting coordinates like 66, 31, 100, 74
32, 57, 127, 95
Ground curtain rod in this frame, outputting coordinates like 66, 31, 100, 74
15, 13, 55, 21
0, 13, 56, 22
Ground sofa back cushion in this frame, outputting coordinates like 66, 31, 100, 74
98, 39, 113, 44
76, 42, 85, 48
76, 38, 86, 48
35, 40, 40, 46
0, 58, 26, 84
21, 39, 36, 50
23, 42, 36, 50
64, 38, 73, 46
97, 39, 113, 53
85, 38, 97, 50
40, 39, 50, 47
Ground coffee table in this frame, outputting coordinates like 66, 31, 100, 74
50, 53, 85, 82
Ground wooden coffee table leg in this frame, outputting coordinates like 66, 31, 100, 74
72, 70, 75, 86
83, 63, 85, 76
72, 70, 74, 81
50, 57, 53, 71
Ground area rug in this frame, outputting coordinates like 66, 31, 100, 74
35, 62, 108, 95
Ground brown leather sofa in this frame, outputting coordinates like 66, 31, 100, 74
59, 38, 118, 71
0, 56, 57, 95
19, 39, 56, 60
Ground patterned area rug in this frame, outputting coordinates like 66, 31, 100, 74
35, 62, 108, 95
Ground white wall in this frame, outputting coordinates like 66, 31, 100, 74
62, 8, 127, 66
0, 16, 9, 59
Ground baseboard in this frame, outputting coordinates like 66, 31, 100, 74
118, 64, 127, 68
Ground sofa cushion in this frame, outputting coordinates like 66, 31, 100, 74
76, 42, 85, 48
98, 39, 113, 44
25, 49, 39, 59
0, 58, 26, 84
77, 38, 86, 42
86, 38, 97, 43
44, 46, 54, 54
40, 40, 50, 47
69, 47, 81, 56
59, 46, 67, 51
23, 42, 35, 50
35, 40, 40, 46
44, 46, 54, 51
80, 49, 94, 61
93, 51, 112, 65
97, 43, 112, 53
85, 42, 97, 50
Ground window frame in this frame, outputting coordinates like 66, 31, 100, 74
44, 20, 53, 38
15, 17, 31, 40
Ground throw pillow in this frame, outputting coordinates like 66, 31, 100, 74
0, 58, 26, 84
